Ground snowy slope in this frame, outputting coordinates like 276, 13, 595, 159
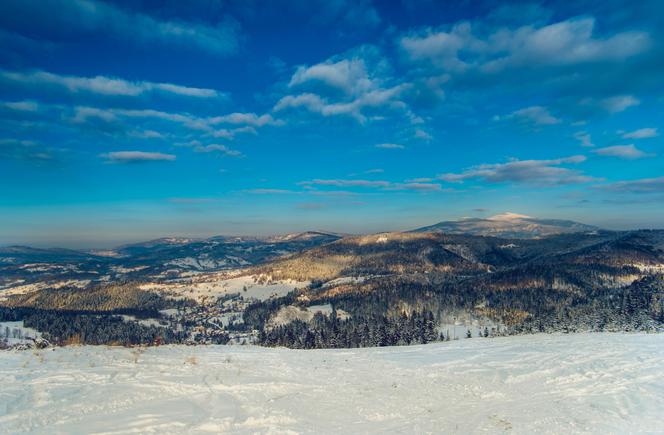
1, 333, 663, 434
413, 213, 599, 238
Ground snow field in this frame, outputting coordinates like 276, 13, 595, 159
0, 333, 663, 434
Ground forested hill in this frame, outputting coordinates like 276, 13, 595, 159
2, 229, 663, 348
243, 230, 664, 348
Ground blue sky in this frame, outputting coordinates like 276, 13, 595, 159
0, 0, 662, 247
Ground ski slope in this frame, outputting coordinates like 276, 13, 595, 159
1, 333, 663, 434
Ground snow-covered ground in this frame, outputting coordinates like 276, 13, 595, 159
139, 275, 308, 303
1, 333, 663, 434
0, 279, 91, 301
269, 304, 351, 327
0, 321, 41, 347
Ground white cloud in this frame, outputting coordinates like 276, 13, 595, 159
400, 22, 479, 72
598, 176, 664, 194
246, 189, 296, 194
130, 130, 165, 139
482, 18, 649, 72
574, 131, 594, 147
2, 0, 240, 55
0, 138, 55, 163
1, 69, 222, 98
438, 155, 595, 185
70, 106, 278, 140
600, 95, 640, 113
415, 129, 433, 141
375, 143, 404, 149
72, 106, 119, 124
193, 144, 242, 157
391, 183, 442, 192
208, 113, 280, 127
274, 84, 409, 123
167, 197, 217, 204
3, 100, 39, 111
497, 106, 561, 126
148, 83, 220, 98
300, 179, 392, 188
622, 128, 658, 139
101, 151, 176, 163
276, 47, 415, 124
289, 58, 375, 96
593, 144, 653, 159
400, 18, 650, 73
274, 93, 324, 112
406, 177, 434, 183
298, 178, 442, 192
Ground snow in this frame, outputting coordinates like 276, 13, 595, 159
140, 275, 308, 303
0, 279, 91, 301
165, 256, 250, 271
631, 263, 664, 273
214, 276, 307, 301
110, 265, 149, 274
306, 304, 333, 315
488, 212, 532, 221
0, 321, 41, 346
321, 275, 377, 288
269, 305, 313, 327
159, 308, 179, 317
165, 257, 228, 270
17, 263, 83, 273
1, 333, 663, 434
87, 250, 124, 258
0, 279, 25, 290
269, 304, 351, 328
120, 315, 165, 328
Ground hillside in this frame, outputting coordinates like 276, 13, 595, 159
0, 231, 341, 292
244, 230, 664, 347
2, 282, 173, 313
413, 212, 599, 238
249, 230, 662, 283
2, 227, 663, 348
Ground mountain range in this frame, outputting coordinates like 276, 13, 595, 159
0, 213, 598, 271
413, 212, 599, 238
1, 214, 663, 348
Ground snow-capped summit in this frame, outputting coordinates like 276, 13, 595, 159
487, 212, 533, 221
412, 213, 598, 239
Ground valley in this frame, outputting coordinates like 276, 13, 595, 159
1, 216, 663, 349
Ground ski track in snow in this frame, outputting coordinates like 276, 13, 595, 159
1, 333, 663, 434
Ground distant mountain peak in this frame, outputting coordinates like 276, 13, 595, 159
265, 231, 343, 242
487, 212, 532, 221
413, 214, 598, 239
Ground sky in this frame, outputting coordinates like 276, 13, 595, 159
0, 0, 662, 248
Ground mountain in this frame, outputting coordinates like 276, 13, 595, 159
249, 229, 663, 283
111, 231, 342, 272
2, 226, 663, 349
0, 246, 103, 263
0, 231, 343, 292
413, 212, 599, 239
243, 229, 664, 347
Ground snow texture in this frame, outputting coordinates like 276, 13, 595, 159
1, 333, 663, 434
139, 275, 308, 303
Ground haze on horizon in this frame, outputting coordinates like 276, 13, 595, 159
0, 0, 662, 248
